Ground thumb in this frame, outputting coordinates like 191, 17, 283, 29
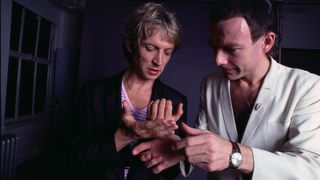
181, 122, 206, 136
122, 100, 134, 125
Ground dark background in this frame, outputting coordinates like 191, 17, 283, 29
1, 0, 319, 180
76, 2, 320, 179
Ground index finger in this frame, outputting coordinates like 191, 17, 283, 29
173, 134, 208, 151
164, 100, 173, 120
132, 141, 152, 155
157, 98, 167, 120
150, 100, 160, 120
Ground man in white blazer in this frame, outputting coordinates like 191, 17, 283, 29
132, 0, 320, 179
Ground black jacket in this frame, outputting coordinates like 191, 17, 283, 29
70, 71, 187, 180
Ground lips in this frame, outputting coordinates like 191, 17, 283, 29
148, 68, 160, 76
221, 66, 235, 73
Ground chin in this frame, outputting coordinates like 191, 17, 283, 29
144, 74, 158, 81
228, 74, 243, 81
147, 72, 162, 79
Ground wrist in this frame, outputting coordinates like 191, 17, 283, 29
237, 144, 254, 174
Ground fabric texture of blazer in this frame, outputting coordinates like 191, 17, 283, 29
184, 58, 320, 179
70, 71, 187, 180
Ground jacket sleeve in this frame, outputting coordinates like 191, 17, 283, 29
251, 79, 320, 179
70, 81, 130, 177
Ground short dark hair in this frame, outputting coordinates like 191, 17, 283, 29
209, 0, 276, 43
122, 2, 182, 65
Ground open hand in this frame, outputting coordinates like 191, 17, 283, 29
121, 99, 183, 139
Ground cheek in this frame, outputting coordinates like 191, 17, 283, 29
137, 53, 152, 65
137, 48, 152, 60
164, 55, 172, 64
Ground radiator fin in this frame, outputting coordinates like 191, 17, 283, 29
1, 134, 18, 180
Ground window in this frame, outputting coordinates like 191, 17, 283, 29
5, 2, 54, 122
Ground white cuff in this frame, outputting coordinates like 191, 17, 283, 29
180, 160, 193, 177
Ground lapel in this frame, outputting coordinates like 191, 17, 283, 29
241, 59, 278, 144
220, 59, 279, 143
151, 79, 166, 100
104, 71, 124, 130
220, 79, 238, 141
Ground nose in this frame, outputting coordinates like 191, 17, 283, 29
214, 49, 227, 66
152, 52, 163, 66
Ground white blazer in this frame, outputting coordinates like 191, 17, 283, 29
193, 58, 320, 179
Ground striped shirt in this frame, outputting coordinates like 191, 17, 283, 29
121, 81, 147, 121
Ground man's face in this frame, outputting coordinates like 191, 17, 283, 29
133, 30, 174, 81
208, 17, 265, 80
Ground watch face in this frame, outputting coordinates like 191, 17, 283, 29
231, 152, 243, 168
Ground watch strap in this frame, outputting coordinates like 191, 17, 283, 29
229, 141, 243, 169
231, 141, 241, 153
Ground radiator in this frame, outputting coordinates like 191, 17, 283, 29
1, 134, 18, 180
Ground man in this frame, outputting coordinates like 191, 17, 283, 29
132, 0, 320, 179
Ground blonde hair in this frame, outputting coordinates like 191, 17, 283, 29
122, 2, 182, 64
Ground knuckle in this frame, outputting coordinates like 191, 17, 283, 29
185, 138, 192, 146
208, 154, 215, 162
207, 145, 215, 153
184, 148, 191, 156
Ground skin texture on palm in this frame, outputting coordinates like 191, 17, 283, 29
121, 99, 183, 139
132, 134, 184, 174
132, 123, 187, 174
115, 99, 183, 152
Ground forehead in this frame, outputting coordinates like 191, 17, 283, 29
208, 17, 252, 46
141, 30, 174, 49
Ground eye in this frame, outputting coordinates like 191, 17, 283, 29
225, 47, 240, 54
145, 45, 155, 51
165, 50, 173, 56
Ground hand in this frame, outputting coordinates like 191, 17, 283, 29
121, 99, 183, 139
173, 123, 232, 172
147, 99, 183, 122
132, 134, 184, 174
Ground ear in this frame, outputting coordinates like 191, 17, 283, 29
262, 32, 276, 54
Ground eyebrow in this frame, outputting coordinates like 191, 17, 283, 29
143, 42, 174, 51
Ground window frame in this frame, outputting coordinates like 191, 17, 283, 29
2, 0, 56, 127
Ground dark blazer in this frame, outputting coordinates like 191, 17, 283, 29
70, 71, 187, 180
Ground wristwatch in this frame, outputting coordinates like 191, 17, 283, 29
230, 141, 243, 168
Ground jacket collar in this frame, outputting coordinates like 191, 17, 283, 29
221, 57, 280, 143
